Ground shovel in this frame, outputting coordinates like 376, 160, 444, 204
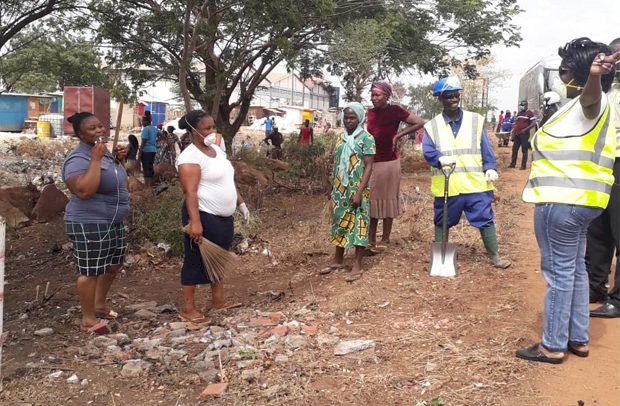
430, 162, 457, 277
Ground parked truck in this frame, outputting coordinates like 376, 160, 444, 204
518, 55, 568, 122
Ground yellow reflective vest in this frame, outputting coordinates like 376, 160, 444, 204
425, 110, 493, 197
522, 97, 616, 208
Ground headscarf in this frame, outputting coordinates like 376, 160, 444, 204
370, 80, 393, 98
338, 102, 366, 187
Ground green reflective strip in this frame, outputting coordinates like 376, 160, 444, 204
527, 176, 612, 194
442, 148, 479, 155
593, 111, 610, 164
432, 166, 484, 176
470, 113, 479, 150
532, 151, 614, 168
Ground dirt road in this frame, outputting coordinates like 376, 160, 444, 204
496, 148, 620, 406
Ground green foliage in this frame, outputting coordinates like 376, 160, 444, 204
132, 184, 184, 256
415, 397, 445, 406
408, 83, 442, 119
0, 30, 110, 93
237, 347, 259, 360
281, 133, 336, 193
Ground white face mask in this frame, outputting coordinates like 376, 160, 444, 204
559, 79, 583, 99
203, 133, 217, 146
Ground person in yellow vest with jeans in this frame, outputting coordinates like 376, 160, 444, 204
422, 76, 511, 269
516, 38, 620, 364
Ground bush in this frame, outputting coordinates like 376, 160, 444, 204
131, 184, 184, 256
281, 133, 337, 192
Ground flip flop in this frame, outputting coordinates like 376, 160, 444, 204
516, 343, 565, 364
211, 302, 243, 312
369, 244, 388, 254
568, 343, 589, 358
95, 310, 119, 320
82, 321, 114, 335
319, 264, 346, 275
179, 314, 211, 325
344, 270, 363, 283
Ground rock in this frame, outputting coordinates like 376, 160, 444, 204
170, 336, 191, 347
152, 304, 176, 314
264, 384, 288, 399
0, 185, 40, 216
241, 368, 261, 382
271, 325, 288, 336
47, 370, 63, 379
168, 329, 187, 339
134, 309, 157, 320
0, 200, 30, 228
80, 379, 89, 386
127, 176, 145, 192
301, 325, 318, 335
145, 348, 168, 361
211, 339, 233, 350
169, 349, 187, 359
284, 335, 308, 350
329, 326, 340, 335
270, 312, 286, 323
236, 360, 257, 369
105, 345, 122, 353
198, 382, 228, 400
126, 301, 158, 312
132, 338, 162, 352
66, 374, 79, 384
317, 334, 339, 346
274, 355, 289, 363
169, 322, 189, 331
334, 340, 376, 356
264, 335, 279, 346
192, 359, 215, 373
249, 317, 277, 328
31, 184, 68, 222
209, 325, 227, 339
121, 359, 152, 377
34, 328, 54, 337
92, 336, 117, 348
108, 333, 131, 346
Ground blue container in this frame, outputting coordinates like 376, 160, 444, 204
0, 94, 29, 132
144, 102, 166, 127
50, 96, 63, 113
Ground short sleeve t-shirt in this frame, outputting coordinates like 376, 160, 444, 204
62, 142, 130, 223
176, 144, 237, 216
513, 110, 536, 135
141, 126, 159, 153
366, 105, 410, 162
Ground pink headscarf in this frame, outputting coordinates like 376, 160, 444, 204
371, 80, 393, 98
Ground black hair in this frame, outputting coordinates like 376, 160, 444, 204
67, 112, 94, 136
166, 125, 175, 133
178, 110, 210, 131
558, 37, 614, 92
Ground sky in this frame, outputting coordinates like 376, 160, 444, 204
490, 0, 620, 112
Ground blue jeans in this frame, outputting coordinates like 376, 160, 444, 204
535, 203, 602, 352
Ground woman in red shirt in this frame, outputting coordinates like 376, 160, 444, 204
298, 119, 314, 145
367, 80, 425, 250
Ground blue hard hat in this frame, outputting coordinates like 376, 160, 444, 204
432, 76, 463, 96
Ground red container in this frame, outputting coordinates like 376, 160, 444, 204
63, 87, 111, 136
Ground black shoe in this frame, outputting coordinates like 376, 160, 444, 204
590, 294, 608, 304
508, 165, 516, 168
516, 343, 565, 364
520, 166, 527, 170
590, 302, 620, 318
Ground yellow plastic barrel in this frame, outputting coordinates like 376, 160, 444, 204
36, 121, 52, 139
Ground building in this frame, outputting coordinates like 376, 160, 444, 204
0, 93, 58, 132
252, 72, 332, 113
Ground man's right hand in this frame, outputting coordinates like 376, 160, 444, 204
438, 155, 456, 167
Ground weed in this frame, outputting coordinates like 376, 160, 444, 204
238, 347, 259, 360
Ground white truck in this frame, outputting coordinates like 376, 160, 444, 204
518, 55, 568, 123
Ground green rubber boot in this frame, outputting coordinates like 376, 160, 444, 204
480, 225, 511, 269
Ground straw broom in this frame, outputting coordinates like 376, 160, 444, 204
182, 224, 238, 283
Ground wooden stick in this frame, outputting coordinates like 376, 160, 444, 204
113, 101, 124, 151
44, 282, 50, 300
35, 285, 40, 302
0, 217, 5, 391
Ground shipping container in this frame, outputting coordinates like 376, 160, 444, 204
0, 94, 29, 132
63, 87, 111, 136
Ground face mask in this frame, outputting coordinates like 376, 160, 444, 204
559, 79, 583, 99
203, 133, 217, 146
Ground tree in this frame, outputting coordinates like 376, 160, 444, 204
407, 83, 441, 119
0, 31, 109, 93
0, 1, 76, 52
92, 0, 339, 146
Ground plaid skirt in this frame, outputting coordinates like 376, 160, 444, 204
65, 221, 127, 276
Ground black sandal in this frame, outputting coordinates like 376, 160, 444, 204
516, 343, 565, 364
568, 343, 589, 358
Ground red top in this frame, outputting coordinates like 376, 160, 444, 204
298, 126, 312, 145
512, 110, 535, 135
367, 105, 410, 162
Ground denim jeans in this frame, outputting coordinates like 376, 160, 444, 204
534, 203, 603, 352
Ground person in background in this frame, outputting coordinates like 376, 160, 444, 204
139, 112, 158, 187
263, 126, 284, 159
500, 111, 514, 147
320, 102, 375, 282
509, 100, 537, 169
176, 109, 250, 323
423, 76, 511, 269
62, 112, 129, 334
366, 79, 425, 252
496, 110, 505, 133
588, 37, 620, 318
517, 38, 619, 364
125, 133, 139, 175
298, 119, 314, 145
167, 125, 183, 154
264, 116, 273, 139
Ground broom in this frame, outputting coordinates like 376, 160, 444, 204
182, 224, 238, 283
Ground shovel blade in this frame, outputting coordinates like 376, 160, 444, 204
430, 242, 458, 277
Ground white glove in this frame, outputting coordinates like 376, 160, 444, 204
485, 169, 499, 183
438, 155, 456, 167
238, 202, 250, 224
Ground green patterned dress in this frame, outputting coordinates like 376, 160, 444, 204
330, 130, 376, 248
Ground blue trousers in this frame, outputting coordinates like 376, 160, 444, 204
433, 191, 495, 229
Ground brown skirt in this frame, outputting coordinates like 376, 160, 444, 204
369, 159, 402, 219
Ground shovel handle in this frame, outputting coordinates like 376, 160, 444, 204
441, 162, 456, 176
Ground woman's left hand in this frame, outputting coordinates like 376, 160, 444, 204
350, 191, 362, 208
114, 145, 128, 161
591, 51, 620, 75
